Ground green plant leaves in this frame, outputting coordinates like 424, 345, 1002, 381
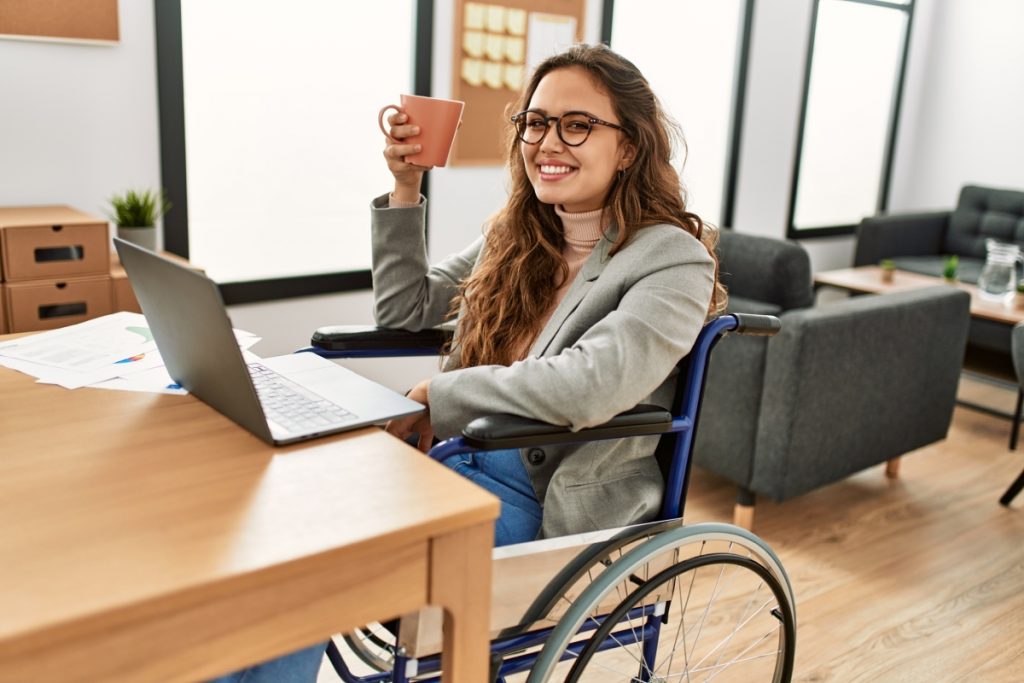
106, 188, 171, 227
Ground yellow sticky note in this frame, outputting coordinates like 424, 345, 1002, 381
505, 36, 525, 63
485, 33, 505, 61
506, 9, 527, 36
486, 5, 506, 33
504, 64, 524, 91
484, 60, 504, 89
464, 2, 485, 30
463, 30, 485, 58
462, 58, 483, 86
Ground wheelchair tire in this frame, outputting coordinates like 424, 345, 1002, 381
340, 624, 397, 673
525, 522, 796, 683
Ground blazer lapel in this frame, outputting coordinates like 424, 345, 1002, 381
530, 233, 615, 357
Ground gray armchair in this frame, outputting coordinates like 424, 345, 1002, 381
695, 231, 972, 528
854, 184, 1024, 354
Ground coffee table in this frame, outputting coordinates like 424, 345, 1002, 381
814, 266, 1024, 326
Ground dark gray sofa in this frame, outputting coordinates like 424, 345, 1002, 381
694, 231, 971, 528
854, 184, 1024, 353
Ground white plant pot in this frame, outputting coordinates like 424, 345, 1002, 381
117, 225, 158, 252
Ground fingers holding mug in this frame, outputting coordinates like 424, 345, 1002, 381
378, 105, 421, 143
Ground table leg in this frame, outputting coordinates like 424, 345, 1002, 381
430, 521, 494, 683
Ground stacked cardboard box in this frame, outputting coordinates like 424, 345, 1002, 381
0, 206, 114, 333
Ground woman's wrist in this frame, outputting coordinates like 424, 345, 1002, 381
392, 180, 422, 204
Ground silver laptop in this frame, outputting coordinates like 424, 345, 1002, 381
114, 238, 424, 445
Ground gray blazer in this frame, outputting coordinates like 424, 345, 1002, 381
370, 194, 715, 538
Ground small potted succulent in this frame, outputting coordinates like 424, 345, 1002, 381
942, 254, 959, 283
879, 258, 895, 284
106, 188, 170, 251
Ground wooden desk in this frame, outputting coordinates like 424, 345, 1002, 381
0, 362, 498, 682
814, 265, 1024, 326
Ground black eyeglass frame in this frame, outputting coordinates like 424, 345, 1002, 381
510, 109, 626, 147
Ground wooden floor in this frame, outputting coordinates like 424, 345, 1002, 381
319, 397, 1024, 682
682, 404, 1024, 683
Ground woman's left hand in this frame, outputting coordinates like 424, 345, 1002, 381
386, 379, 434, 452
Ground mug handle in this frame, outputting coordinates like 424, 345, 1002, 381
378, 104, 402, 143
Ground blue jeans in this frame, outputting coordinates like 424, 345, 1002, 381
208, 449, 540, 683
439, 448, 542, 546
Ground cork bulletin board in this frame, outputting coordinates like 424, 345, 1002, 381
0, 0, 119, 44
451, 0, 585, 166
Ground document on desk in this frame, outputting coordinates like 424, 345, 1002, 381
0, 312, 260, 391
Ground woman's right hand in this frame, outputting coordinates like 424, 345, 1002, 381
383, 111, 430, 201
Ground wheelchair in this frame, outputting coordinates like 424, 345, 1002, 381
300, 313, 795, 682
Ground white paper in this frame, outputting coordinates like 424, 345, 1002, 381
0, 312, 261, 393
526, 13, 577, 75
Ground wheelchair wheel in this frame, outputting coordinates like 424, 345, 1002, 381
525, 523, 795, 683
341, 623, 398, 672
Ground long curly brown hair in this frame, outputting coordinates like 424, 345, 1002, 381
451, 44, 725, 368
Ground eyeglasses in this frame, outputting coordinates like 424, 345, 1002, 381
511, 110, 625, 147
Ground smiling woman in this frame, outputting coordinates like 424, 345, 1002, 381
156, 0, 423, 302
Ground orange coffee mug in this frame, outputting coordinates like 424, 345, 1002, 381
378, 94, 465, 167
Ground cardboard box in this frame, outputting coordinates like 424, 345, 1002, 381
4, 276, 114, 333
0, 284, 7, 334
110, 264, 141, 313
0, 205, 110, 282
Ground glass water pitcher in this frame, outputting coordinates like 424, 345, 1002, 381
977, 239, 1022, 303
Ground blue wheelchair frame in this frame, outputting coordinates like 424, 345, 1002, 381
299, 313, 782, 683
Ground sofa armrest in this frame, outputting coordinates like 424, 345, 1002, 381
853, 211, 950, 266
754, 286, 970, 500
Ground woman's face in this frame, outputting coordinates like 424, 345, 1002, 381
520, 67, 634, 213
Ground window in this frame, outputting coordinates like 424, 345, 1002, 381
156, 0, 429, 303
609, 0, 753, 227
789, 0, 914, 237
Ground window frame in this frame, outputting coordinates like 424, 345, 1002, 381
786, 0, 915, 239
154, 0, 434, 304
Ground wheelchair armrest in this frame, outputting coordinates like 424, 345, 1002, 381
732, 313, 781, 336
461, 404, 673, 450
310, 325, 452, 353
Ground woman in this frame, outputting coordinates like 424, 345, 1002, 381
210, 42, 723, 683
378, 43, 723, 543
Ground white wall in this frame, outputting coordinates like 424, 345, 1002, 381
0, 1, 161, 229
889, 0, 1024, 211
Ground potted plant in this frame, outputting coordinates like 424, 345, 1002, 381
942, 254, 959, 283
106, 189, 170, 251
879, 258, 895, 284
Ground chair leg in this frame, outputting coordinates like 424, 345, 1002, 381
885, 457, 901, 479
1000, 466, 1024, 506
1010, 389, 1024, 451
733, 487, 755, 531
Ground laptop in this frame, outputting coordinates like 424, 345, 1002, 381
113, 238, 424, 445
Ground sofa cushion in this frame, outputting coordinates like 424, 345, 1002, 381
890, 255, 984, 284
944, 185, 1024, 258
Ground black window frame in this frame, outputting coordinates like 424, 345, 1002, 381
786, 0, 915, 239
154, 0, 434, 305
602, 0, 755, 229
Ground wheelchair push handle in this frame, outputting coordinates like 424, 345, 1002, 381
731, 313, 781, 337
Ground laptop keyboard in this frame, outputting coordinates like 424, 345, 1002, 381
248, 362, 356, 434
